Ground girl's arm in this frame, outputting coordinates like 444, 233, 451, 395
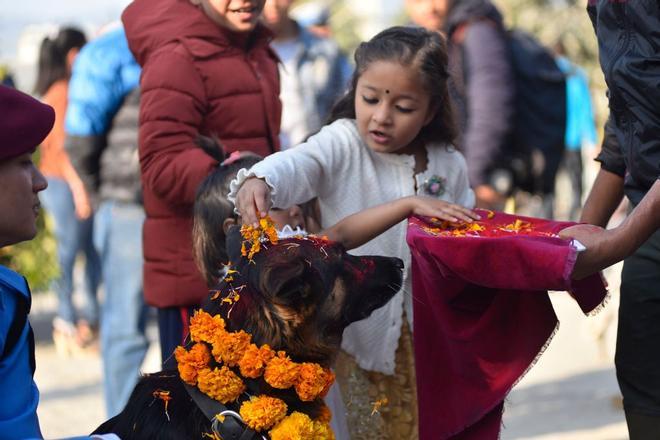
322, 196, 480, 250
232, 122, 352, 226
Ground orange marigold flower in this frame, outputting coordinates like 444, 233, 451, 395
212, 330, 251, 367
239, 343, 276, 378
269, 412, 315, 440
294, 363, 334, 401
239, 395, 288, 432
174, 343, 211, 385
189, 310, 226, 343
264, 351, 301, 389
197, 366, 245, 404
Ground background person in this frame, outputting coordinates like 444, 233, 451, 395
560, 2, 660, 438
34, 27, 101, 356
262, 0, 351, 149
122, 0, 281, 369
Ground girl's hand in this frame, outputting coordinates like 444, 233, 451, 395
408, 196, 481, 223
235, 177, 272, 226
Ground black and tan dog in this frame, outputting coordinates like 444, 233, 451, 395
93, 227, 403, 439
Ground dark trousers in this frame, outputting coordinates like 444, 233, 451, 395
615, 227, 660, 439
157, 306, 195, 370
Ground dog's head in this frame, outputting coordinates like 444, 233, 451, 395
201, 227, 403, 366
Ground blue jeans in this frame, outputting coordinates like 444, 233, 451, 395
94, 201, 149, 417
41, 177, 100, 326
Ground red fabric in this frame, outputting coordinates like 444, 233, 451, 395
0, 85, 54, 161
122, 0, 281, 307
406, 211, 607, 439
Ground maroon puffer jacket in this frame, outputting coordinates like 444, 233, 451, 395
122, 0, 281, 307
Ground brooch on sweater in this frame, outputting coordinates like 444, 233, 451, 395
422, 175, 447, 196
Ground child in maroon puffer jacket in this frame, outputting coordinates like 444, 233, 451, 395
122, 0, 281, 369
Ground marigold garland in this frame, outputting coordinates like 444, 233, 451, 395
175, 342, 212, 385
197, 366, 246, 404
189, 310, 226, 344
238, 343, 276, 378
177, 259, 337, 439
295, 363, 335, 401
239, 395, 288, 431
264, 351, 302, 389
211, 329, 251, 367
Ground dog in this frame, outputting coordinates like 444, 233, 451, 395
93, 226, 403, 439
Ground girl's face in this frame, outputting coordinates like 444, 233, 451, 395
195, 0, 266, 32
355, 60, 436, 155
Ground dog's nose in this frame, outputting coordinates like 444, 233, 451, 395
393, 258, 404, 269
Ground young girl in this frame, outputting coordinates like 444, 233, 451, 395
231, 26, 476, 439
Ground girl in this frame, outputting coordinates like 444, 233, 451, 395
231, 26, 476, 439
34, 27, 101, 355
121, 0, 281, 368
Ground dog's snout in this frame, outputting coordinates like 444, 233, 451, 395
393, 258, 404, 270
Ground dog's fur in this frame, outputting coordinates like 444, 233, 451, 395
93, 228, 403, 439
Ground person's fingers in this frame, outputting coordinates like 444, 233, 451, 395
253, 188, 271, 222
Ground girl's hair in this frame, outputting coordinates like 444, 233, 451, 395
192, 136, 262, 285
328, 26, 457, 146
34, 27, 87, 96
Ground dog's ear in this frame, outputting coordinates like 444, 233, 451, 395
225, 225, 243, 264
257, 245, 316, 307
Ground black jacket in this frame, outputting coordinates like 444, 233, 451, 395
445, 0, 515, 188
588, 0, 660, 205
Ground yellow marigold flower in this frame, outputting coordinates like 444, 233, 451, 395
294, 363, 334, 401
264, 351, 301, 389
174, 343, 211, 385
212, 330, 251, 367
189, 310, 226, 344
269, 412, 315, 440
312, 421, 335, 440
239, 343, 276, 378
197, 366, 245, 404
239, 395, 288, 432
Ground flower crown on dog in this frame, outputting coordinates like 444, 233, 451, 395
175, 217, 335, 439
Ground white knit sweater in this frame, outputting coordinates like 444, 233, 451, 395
229, 119, 475, 374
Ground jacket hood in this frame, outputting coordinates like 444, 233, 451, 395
445, 0, 504, 35
122, 0, 273, 66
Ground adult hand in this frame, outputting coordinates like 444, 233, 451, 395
474, 184, 505, 210
410, 196, 481, 223
559, 223, 613, 279
234, 177, 272, 227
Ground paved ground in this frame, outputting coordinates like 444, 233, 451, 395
32, 263, 628, 439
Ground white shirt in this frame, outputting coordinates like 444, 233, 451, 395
229, 119, 475, 374
271, 38, 310, 149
